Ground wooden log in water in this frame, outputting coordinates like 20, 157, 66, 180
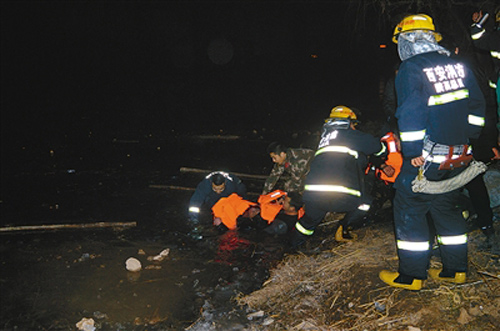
0, 221, 137, 232
149, 185, 195, 191
149, 184, 260, 196
179, 167, 268, 180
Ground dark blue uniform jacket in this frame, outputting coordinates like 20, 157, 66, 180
305, 121, 385, 196
188, 172, 246, 219
395, 51, 486, 183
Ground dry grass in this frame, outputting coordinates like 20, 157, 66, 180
237, 217, 500, 330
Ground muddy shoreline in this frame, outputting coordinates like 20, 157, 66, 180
2, 131, 498, 330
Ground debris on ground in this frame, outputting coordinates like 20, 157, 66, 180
147, 248, 170, 261
125, 257, 142, 272
76, 317, 96, 331
237, 219, 500, 330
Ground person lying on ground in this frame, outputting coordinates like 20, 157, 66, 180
212, 191, 305, 236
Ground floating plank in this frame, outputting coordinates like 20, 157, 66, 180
192, 135, 240, 140
0, 221, 137, 232
180, 167, 268, 180
149, 184, 260, 196
149, 185, 195, 191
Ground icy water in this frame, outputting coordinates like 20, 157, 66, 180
0, 132, 297, 330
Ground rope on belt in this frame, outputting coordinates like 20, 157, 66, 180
411, 161, 487, 194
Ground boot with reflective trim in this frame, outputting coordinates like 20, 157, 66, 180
428, 269, 466, 284
335, 225, 358, 242
379, 270, 422, 291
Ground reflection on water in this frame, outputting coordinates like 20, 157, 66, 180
214, 230, 252, 265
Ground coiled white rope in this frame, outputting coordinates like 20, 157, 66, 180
411, 161, 488, 194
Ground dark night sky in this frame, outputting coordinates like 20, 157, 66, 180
1, 1, 398, 149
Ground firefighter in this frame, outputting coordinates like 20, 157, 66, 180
441, 37, 500, 242
379, 14, 486, 291
381, 62, 401, 136
263, 142, 314, 194
470, 8, 500, 136
188, 171, 246, 239
290, 106, 389, 247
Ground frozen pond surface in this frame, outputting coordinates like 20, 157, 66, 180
0, 133, 293, 330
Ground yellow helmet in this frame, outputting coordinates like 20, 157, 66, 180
392, 14, 442, 44
327, 105, 357, 121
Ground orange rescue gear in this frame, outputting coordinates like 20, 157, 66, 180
377, 132, 402, 183
437, 145, 472, 170
258, 190, 287, 224
211, 193, 256, 230
297, 207, 305, 219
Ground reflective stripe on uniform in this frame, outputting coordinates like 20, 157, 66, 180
471, 30, 485, 40
422, 153, 459, 164
205, 171, 233, 181
295, 222, 314, 236
189, 206, 200, 213
490, 80, 497, 89
397, 240, 429, 251
491, 50, 500, 60
422, 150, 470, 164
304, 184, 361, 197
315, 146, 359, 159
400, 129, 426, 142
358, 204, 370, 211
374, 143, 387, 156
428, 89, 469, 106
437, 234, 467, 245
468, 114, 485, 127
388, 141, 397, 153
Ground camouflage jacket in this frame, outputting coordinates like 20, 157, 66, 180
263, 148, 315, 194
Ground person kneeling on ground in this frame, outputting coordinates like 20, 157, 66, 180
187, 171, 246, 239
290, 105, 392, 248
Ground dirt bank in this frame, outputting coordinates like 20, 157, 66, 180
237, 215, 500, 331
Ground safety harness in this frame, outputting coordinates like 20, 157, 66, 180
411, 138, 487, 194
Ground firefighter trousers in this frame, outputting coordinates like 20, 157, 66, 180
394, 174, 468, 280
465, 173, 493, 230
301, 191, 372, 232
